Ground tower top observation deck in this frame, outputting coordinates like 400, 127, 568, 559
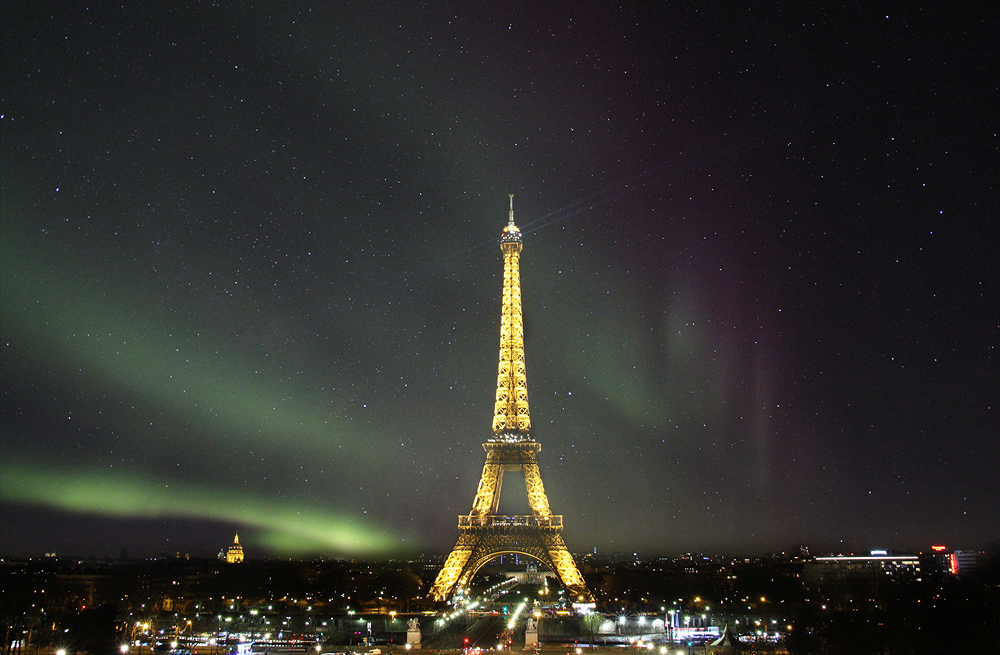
500, 193, 523, 246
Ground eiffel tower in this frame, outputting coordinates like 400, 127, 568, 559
428, 196, 593, 604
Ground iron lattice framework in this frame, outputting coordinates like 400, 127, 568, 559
428, 196, 593, 604
492, 201, 530, 436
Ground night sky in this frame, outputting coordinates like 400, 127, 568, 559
2, 3, 997, 561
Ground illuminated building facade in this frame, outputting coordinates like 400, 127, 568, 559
950, 549, 981, 577
804, 551, 921, 586
428, 197, 592, 604
226, 532, 245, 563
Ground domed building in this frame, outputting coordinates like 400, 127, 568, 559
225, 532, 244, 563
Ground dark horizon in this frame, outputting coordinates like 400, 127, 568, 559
1, 512, 992, 563
2, 4, 997, 560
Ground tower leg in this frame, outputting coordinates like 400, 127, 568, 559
540, 533, 592, 602
472, 460, 503, 516
428, 534, 476, 602
522, 462, 552, 517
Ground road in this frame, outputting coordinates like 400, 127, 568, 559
449, 615, 512, 651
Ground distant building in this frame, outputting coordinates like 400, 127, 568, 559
803, 551, 923, 610
804, 551, 922, 586
225, 532, 245, 563
950, 550, 981, 577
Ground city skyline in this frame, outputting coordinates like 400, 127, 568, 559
2, 3, 997, 560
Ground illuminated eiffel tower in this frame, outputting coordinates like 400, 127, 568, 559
428, 196, 593, 604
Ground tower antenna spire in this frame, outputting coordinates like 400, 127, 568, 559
508, 193, 515, 226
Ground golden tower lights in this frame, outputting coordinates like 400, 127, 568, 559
428, 196, 593, 604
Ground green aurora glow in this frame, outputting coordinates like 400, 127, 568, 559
1, 231, 373, 462
1, 462, 395, 555
2, 223, 405, 556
